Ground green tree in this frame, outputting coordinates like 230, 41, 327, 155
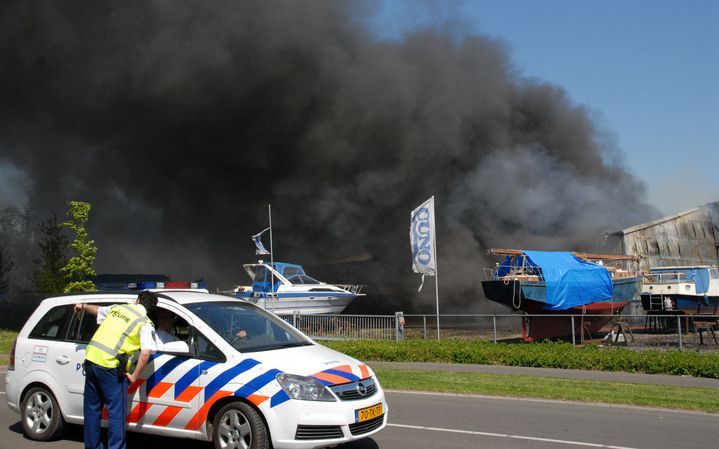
33, 215, 69, 293
0, 243, 13, 294
61, 201, 97, 293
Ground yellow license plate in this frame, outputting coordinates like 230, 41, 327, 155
355, 403, 383, 423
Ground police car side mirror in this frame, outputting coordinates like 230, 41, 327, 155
161, 341, 190, 354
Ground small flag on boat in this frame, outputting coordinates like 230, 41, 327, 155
252, 227, 271, 255
410, 196, 436, 291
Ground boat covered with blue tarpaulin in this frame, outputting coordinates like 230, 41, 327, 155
482, 248, 641, 341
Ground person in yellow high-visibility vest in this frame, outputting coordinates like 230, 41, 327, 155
74, 291, 158, 449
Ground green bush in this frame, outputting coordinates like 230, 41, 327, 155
323, 339, 719, 379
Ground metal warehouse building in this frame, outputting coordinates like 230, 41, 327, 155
605, 201, 719, 273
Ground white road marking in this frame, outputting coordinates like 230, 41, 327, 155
388, 423, 638, 449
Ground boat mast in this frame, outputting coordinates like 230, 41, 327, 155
269, 204, 275, 298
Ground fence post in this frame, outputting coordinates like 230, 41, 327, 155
436, 314, 441, 341
677, 315, 683, 351
395, 312, 405, 342
571, 315, 576, 347
492, 315, 497, 344
423, 315, 427, 339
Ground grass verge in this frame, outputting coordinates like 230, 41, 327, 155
0, 329, 16, 360
0, 329, 17, 365
324, 339, 719, 378
376, 368, 719, 413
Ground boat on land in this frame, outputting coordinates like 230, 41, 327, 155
640, 265, 719, 314
232, 261, 365, 314
481, 249, 642, 341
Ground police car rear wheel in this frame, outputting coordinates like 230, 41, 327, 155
21, 386, 65, 441
213, 401, 268, 449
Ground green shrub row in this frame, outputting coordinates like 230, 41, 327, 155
323, 339, 719, 379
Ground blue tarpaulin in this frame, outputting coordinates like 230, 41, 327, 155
523, 251, 613, 310
497, 255, 540, 278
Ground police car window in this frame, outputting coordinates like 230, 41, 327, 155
67, 303, 121, 343
71, 308, 100, 343
29, 305, 74, 340
153, 308, 188, 347
186, 301, 311, 353
188, 327, 224, 362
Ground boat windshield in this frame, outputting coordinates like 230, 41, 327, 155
185, 301, 311, 353
248, 265, 267, 282
286, 274, 321, 285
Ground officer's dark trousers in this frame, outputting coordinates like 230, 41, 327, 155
83, 361, 128, 449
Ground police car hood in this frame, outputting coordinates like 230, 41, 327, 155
250, 343, 373, 384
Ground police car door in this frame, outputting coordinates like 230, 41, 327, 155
65, 299, 118, 419
127, 309, 214, 434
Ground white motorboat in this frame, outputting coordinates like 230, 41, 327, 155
233, 261, 364, 314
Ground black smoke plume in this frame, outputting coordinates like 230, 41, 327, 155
0, 1, 657, 312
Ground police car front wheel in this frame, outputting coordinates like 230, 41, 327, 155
212, 401, 268, 449
21, 386, 66, 441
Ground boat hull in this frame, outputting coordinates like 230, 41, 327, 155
235, 292, 357, 314
481, 276, 640, 341
519, 302, 630, 341
481, 276, 641, 310
640, 293, 719, 314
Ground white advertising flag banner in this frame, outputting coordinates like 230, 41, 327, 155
410, 197, 436, 279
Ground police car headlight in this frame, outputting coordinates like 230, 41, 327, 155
276, 373, 336, 402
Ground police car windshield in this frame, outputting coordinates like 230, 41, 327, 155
185, 301, 311, 352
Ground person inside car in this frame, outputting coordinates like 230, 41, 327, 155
153, 308, 180, 347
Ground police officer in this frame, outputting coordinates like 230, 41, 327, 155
75, 290, 158, 449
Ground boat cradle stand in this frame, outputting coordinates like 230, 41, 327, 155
692, 319, 718, 345
605, 317, 634, 346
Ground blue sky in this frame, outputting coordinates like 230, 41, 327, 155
367, 0, 719, 216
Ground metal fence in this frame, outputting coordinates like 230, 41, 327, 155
277, 311, 719, 351
277, 312, 401, 341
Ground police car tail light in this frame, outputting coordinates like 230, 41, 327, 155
276, 373, 336, 402
8, 338, 16, 371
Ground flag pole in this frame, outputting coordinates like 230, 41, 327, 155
269, 204, 275, 299
432, 196, 440, 340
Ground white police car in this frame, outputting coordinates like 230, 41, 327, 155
5, 291, 387, 448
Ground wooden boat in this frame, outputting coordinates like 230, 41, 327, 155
481, 249, 642, 341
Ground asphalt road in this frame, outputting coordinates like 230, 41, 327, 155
1, 369, 717, 449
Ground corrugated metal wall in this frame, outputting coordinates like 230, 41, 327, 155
605, 202, 719, 273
